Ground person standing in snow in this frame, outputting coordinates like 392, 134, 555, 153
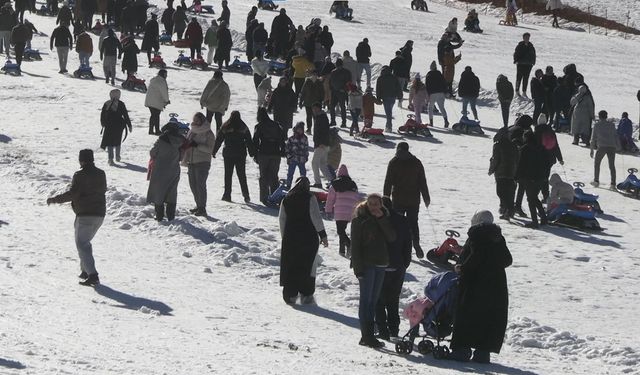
376, 196, 412, 340
217, 0, 230, 24
399, 40, 413, 91
100, 28, 121, 85
546, 0, 562, 28
516, 131, 549, 228
311, 102, 332, 188
496, 74, 514, 128
183, 112, 215, 215
570, 77, 595, 146
269, 8, 294, 59
269, 76, 298, 133
513, 32, 536, 97
590, 110, 620, 189
245, 18, 258, 61
185, 17, 203, 59
424, 61, 450, 128
329, 58, 352, 128
141, 13, 159, 65
50, 23, 73, 73
251, 50, 270, 89
389, 50, 410, 107
438, 33, 462, 98
347, 83, 363, 135
253, 108, 286, 205
617, 112, 639, 153
541, 66, 558, 124
299, 70, 325, 134
204, 19, 218, 65
279, 176, 328, 305
75, 27, 93, 67
489, 127, 519, 220
100, 89, 132, 166
376, 65, 401, 132
213, 111, 255, 203
145, 69, 170, 135
530, 69, 546, 123
325, 164, 361, 256
458, 66, 480, 120
383, 142, 430, 259
285, 122, 309, 187
291, 51, 315, 100
534, 113, 564, 201
119, 35, 139, 76
214, 20, 232, 69
47, 149, 107, 287
172, 5, 187, 39
10, 21, 30, 68
408, 74, 427, 125
351, 194, 396, 348
355, 38, 371, 89
161, 4, 175, 38
448, 210, 512, 364
200, 70, 231, 131
147, 122, 186, 221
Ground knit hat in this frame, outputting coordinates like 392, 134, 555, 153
78, 149, 94, 163
430, 61, 437, 71
537, 113, 547, 125
471, 210, 494, 226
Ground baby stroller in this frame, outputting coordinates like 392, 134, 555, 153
396, 272, 459, 359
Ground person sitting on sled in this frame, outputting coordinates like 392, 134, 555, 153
464, 9, 483, 33
546, 173, 574, 221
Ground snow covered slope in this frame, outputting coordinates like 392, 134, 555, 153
1, 0, 639, 374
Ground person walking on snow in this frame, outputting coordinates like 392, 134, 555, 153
408, 74, 428, 124
570, 77, 595, 146
204, 19, 218, 65
325, 164, 361, 256
183, 112, 215, 215
546, 0, 562, 28
496, 74, 514, 128
251, 49, 269, 89
590, 110, 620, 189
516, 131, 549, 228
253, 107, 286, 205
100, 89, 132, 165
383, 142, 430, 258
145, 69, 170, 135
458, 66, 480, 120
285, 122, 309, 187
424, 61, 450, 128
299, 70, 325, 133
311, 102, 332, 188
513, 32, 536, 97
376, 65, 401, 132
355, 38, 371, 89
185, 17, 203, 59
200, 70, 230, 131
100, 28, 121, 85
489, 127, 519, 220
50, 23, 73, 73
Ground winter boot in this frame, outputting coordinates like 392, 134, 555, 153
339, 238, 346, 255
514, 207, 528, 217
189, 207, 199, 213
472, 349, 490, 364
79, 273, 100, 286
154, 204, 165, 221
448, 347, 472, 362
194, 208, 207, 217
414, 243, 425, 259
165, 203, 176, 221
359, 323, 385, 348
444, 118, 450, 128
300, 295, 315, 305
78, 271, 88, 279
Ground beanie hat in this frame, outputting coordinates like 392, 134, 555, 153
471, 210, 494, 226
79, 149, 94, 163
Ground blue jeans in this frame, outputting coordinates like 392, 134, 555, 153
286, 161, 306, 187
79, 52, 91, 67
356, 63, 371, 88
461, 96, 478, 119
383, 98, 395, 129
358, 266, 386, 323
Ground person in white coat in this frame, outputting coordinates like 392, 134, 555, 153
342, 50, 359, 85
200, 70, 231, 131
546, 0, 562, 28
144, 69, 170, 135
251, 50, 270, 89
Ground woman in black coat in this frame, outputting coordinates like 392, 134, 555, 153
449, 210, 512, 364
213, 111, 256, 202
278, 177, 328, 305
516, 130, 550, 228
213, 21, 232, 69
100, 89, 132, 165
120, 35, 140, 75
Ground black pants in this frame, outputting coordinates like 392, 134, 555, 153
394, 204, 420, 252
336, 220, 351, 254
500, 101, 511, 127
223, 156, 250, 199
594, 147, 617, 185
330, 90, 347, 125
253, 73, 264, 89
495, 178, 516, 215
541, 163, 552, 200
258, 154, 281, 202
304, 106, 313, 132
189, 45, 202, 59
375, 268, 406, 337
155, 203, 177, 221
206, 110, 223, 132
516, 64, 533, 94
294, 77, 305, 100
283, 276, 315, 302
13, 42, 25, 66
515, 181, 525, 210
163, 21, 174, 36
149, 107, 161, 134
524, 180, 547, 224
533, 99, 544, 124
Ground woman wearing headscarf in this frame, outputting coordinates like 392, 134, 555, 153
278, 177, 328, 305
100, 89, 132, 165
147, 122, 186, 221
120, 35, 140, 76
350, 193, 396, 348
449, 210, 512, 364
182, 112, 215, 217
213, 111, 256, 203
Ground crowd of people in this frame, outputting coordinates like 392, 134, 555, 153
24, 0, 638, 365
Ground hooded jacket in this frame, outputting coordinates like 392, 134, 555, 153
513, 40, 536, 65
183, 121, 216, 164
325, 165, 361, 222
285, 128, 309, 164
548, 173, 574, 206
383, 149, 430, 207
145, 75, 170, 110
489, 128, 519, 179
376, 66, 401, 99
590, 118, 621, 151
350, 205, 396, 275
291, 55, 315, 79
458, 69, 480, 98
570, 85, 595, 136
300, 77, 325, 106
200, 77, 231, 114
213, 120, 255, 160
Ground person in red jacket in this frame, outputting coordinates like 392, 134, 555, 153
185, 17, 203, 59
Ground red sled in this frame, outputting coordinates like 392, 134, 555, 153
426, 230, 463, 268
398, 114, 432, 137
173, 39, 191, 48
356, 127, 386, 143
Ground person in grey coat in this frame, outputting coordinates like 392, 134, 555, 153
147, 122, 186, 221
570, 80, 595, 146
590, 110, 621, 189
182, 112, 215, 216
47, 149, 107, 287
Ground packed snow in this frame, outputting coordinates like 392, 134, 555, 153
1, 0, 639, 374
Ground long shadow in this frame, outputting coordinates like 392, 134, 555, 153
541, 225, 622, 248
292, 304, 360, 330
340, 138, 367, 148
20, 71, 51, 78
244, 202, 279, 217
598, 213, 627, 223
95, 284, 173, 316
0, 220, 8, 227
113, 162, 148, 173
417, 354, 540, 375
0, 358, 26, 369
0, 134, 11, 143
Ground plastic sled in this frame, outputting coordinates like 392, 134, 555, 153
257, 0, 278, 10
1, 60, 21, 76
173, 39, 190, 48
266, 182, 288, 207
174, 51, 192, 68
550, 209, 602, 231
572, 182, 603, 213
616, 168, 640, 198
398, 115, 433, 137
150, 53, 166, 69
188, 4, 214, 13
73, 64, 94, 79
268, 59, 287, 76
121, 74, 147, 92
168, 113, 190, 131
356, 127, 386, 143
159, 32, 173, 45
228, 56, 253, 73
312, 190, 328, 211
426, 230, 463, 268
22, 48, 42, 61
191, 56, 209, 71
451, 116, 484, 135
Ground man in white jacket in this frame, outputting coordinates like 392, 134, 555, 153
200, 70, 231, 132
144, 69, 170, 135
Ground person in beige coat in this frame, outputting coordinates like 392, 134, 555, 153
590, 110, 621, 189
200, 70, 231, 131
182, 112, 216, 216
145, 69, 170, 135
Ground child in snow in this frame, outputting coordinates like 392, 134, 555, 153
618, 112, 639, 153
546, 173, 574, 221
362, 87, 381, 131
347, 82, 363, 136
325, 164, 361, 255
409, 74, 428, 124
285, 122, 309, 187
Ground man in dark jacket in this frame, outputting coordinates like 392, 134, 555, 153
376, 65, 401, 132
508, 114, 533, 217
552, 76, 571, 131
270, 8, 294, 58
311, 102, 331, 188
299, 72, 324, 133
252, 22, 268, 57
50, 24, 73, 73
355, 37, 371, 88
185, 17, 203, 59
319, 25, 333, 54
161, 5, 174, 36
329, 58, 352, 127
530, 69, 545, 123
253, 108, 286, 204
516, 130, 549, 228
269, 77, 297, 132
383, 142, 430, 258
46, 149, 107, 287
541, 66, 558, 124
141, 13, 159, 64
10, 21, 29, 67
100, 28, 121, 84
56, 2, 74, 26
489, 128, 519, 219
245, 18, 258, 61
0, 5, 17, 57
389, 51, 409, 107
217, 0, 230, 24
458, 66, 480, 120
377, 196, 412, 339
534, 115, 564, 200
496, 74, 514, 128
399, 40, 413, 90
513, 32, 536, 96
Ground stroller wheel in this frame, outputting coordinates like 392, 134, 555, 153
395, 340, 412, 355
417, 339, 434, 355
433, 345, 450, 360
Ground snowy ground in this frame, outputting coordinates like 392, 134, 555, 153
1, 0, 640, 374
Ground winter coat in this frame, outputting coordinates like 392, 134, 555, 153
458, 70, 480, 98
300, 78, 325, 106
10, 23, 30, 44
348, 90, 363, 111
253, 26, 268, 45
328, 130, 342, 170
120, 39, 140, 73
100, 35, 121, 58
213, 121, 255, 160
356, 41, 371, 63
425, 70, 448, 95
489, 129, 519, 179
389, 55, 409, 79
161, 7, 174, 28
570, 85, 595, 136
268, 85, 297, 127
516, 142, 549, 182
145, 75, 170, 111
387, 209, 412, 270
147, 133, 185, 205
204, 25, 218, 47
383, 149, 430, 208
313, 111, 331, 147
218, 4, 230, 24
56, 6, 73, 26
362, 92, 378, 118
546, 0, 562, 11
200, 78, 230, 114
534, 123, 563, 165
329, 67, 352, 93
172, 8, 187, 34
548, 173, 574, 206
75, 32, 93, 54
442, 50, 461, 84
256, 76, 272, 107
325, 165, 361, 221
48, 164, 107, 217
513, 41, 536, 66
409, 82, 427, 108
530, 77, 545, 102
376, 67, 401, 99
214, 27, 232, 61
50, 26, 73, 49
342, 55, 359, 83
183, 123, 215, 165
590, 119, 621, 151
251, 57, 270, 77
319, 29, 333, 51
617, 118, 634, 141
97, 0, 109, 13
496, 75, 514, 103
285, 133, 309, 164
278, 190, 325, 288
270, 13, 294, 42
400, 44, 413, 69
253, 118, 286, 156
350, 206, 396, 275
553, 84, 570, 112
291, 55, 315, 79
0, 8, 16, 31
141, 19, 159, 52
451, 223, 512, 353
185, 21, 203, 47
100, 100, 132, 149
508, 115, 533, 147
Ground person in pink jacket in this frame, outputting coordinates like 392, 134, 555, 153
325, 164, 362, 255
